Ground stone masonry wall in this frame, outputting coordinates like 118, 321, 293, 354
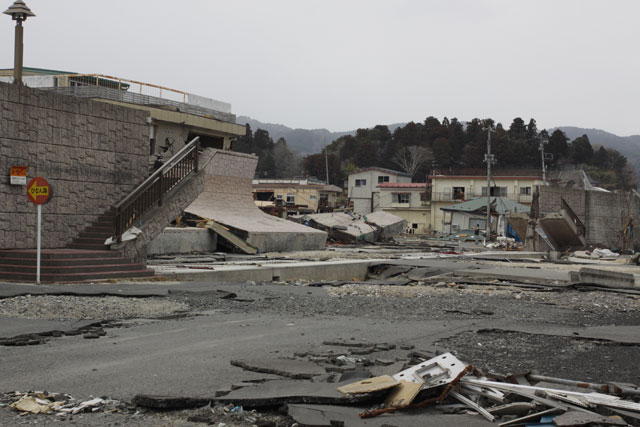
0, 82, 150, 249
538, 186, 587, 222
539, 185, 640, 249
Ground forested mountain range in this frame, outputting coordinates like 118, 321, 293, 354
235, 115, 639, 190
236, 115, 405, 155
237, 116, 640, 175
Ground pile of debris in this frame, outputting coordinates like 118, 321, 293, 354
292, 211, 406, 244
3, 391, 122, 417
335, 352, 640, 425
132, 345, 640, 426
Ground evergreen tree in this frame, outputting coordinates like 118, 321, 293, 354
571, 135, 594, 164
548, 129, 569, 160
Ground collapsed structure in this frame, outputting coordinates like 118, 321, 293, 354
0, 72, 325, 282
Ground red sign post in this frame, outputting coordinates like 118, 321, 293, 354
27, 177, 51, 284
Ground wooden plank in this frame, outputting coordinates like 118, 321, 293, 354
337, 375, 399, 395
205, 221, 257, 255
383, 380, 422, 408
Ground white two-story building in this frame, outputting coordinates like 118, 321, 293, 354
347, 167, 411, 214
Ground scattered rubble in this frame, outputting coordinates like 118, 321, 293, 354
293, 211, 406, 243
4, 391, 121, 416
130, 347, 640, 426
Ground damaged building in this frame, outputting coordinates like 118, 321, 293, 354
0, 71, 325, 282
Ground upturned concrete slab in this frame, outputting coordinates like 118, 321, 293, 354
184, 149, 327, 252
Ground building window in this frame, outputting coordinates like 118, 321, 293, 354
355, 179, 367, 187
286, 194, 295, 204
393, 193, 410, 204
310, 195, 317, 200
520, 187, 532, 195
378, 175, 390, 183
453, 187, 465, 200
482, 186, 507, 196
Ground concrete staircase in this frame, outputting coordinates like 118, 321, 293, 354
0, 249, 154, 282
68, 208, 114, 251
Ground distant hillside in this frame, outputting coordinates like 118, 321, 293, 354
550, 127, 640, 178
236, 116, 405, 155
236, 116, 640, 177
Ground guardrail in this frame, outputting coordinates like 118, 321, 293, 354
112, 137, 200, 242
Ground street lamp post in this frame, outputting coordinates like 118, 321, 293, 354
3, 0, 35, 85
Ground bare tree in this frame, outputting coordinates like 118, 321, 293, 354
392, 145, 432, 178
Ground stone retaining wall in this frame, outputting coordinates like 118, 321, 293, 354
0, 82, 150, 249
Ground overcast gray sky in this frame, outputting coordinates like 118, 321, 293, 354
2, 0, 639, 135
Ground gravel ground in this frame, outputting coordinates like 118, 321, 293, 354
436, 330, 640, 384
0, 295, 189, 321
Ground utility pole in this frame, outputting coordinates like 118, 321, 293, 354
483, 128, 496, 241
538, 135, 549, 185
324, 136, 329, 185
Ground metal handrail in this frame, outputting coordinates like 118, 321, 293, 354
112, 136, 200, 242
561, 198, 586, 236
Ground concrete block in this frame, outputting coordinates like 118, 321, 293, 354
577, 267, 640, 289
147, 227, 217, 256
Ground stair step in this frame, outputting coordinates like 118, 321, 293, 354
0, 250, 121, 260
0, 257, 135, 266
68, 243, 111, 251
72, 237, 110, 245
0, 263, 147, 274
78, 231, 113, 239
0, 269, 155, 283
86, 226, 114, 233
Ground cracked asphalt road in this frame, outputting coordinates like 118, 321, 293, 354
0, 277, 639, 426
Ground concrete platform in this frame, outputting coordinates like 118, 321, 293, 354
153, 259, 376, 282
147, 227, 216, 256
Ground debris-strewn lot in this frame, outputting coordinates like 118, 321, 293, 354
1, 256, 639, 426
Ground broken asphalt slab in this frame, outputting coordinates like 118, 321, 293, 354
0, 315, 101, 341
0, 281, 253, 299
231, 358, 327, 379
134, 379, 381, 410
215, 379, 383, 407
286, 403, 492, 427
